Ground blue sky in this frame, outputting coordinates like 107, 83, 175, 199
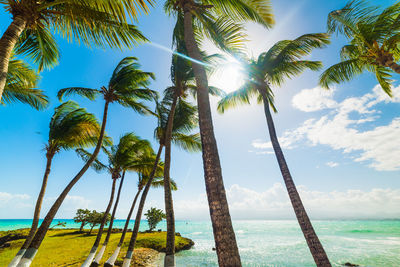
0, 0, 399, 220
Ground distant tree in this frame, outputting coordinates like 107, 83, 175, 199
74, 209, 91, 232
49, 221, 67, 230
87, 211, 111, 235
144, 207, 166, 232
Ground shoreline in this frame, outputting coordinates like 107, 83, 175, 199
0, 228, 194, 267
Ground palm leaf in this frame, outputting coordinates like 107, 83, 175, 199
57, 87, 101, 101
2, 56, 48, 110
14, 27, 60, 71
319, 59, 365, 89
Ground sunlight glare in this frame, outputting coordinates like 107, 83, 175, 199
210, 60, 245, 94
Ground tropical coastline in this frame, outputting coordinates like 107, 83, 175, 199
1, 0, 400, 266
1, 219, 400, 266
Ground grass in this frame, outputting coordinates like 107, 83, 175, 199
0, 229, 194, 266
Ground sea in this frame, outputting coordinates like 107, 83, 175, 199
1, 219, 399, 267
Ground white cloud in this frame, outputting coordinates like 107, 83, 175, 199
326, 161, 339, 168
0, 192, 31, 208
250, 134, 301, 154
174, 183, 400, 220
280, 84, 400, 171
292, 86, 338, 112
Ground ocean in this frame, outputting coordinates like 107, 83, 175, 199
1, 219, 399, 266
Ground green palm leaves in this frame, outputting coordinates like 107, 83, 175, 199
76, 133, 154, 177
218, 33, 330, 113
321, 0, 400, 96
57, 57, 155, 114
7, 0, 149, 71
154, 95, 201, 152
48, 101, 108, 153
165, 0, 274, 54
2, 56, 48, 110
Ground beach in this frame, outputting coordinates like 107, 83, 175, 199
1, 219, 399, 266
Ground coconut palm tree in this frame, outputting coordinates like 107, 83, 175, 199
217, 33, 331, 266
320, 0, 400, 96
2, 55, 47, 110
121, 96, 201, 267
0, 0, 150, 101
75, 133, 154, 267
160, 44, 223, 266
164, 1, 274, 264
14, 57, 155, 267
8, 101, 109, 267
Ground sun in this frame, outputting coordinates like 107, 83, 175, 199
210, 60, 245, 93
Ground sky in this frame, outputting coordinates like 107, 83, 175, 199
0, 0, 399, 221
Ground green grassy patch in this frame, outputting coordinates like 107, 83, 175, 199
0, 229, 194, 266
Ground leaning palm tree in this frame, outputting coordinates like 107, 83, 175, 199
164, 1, 274, 264
321, 0, 400, 96
121, 96, 201, 267
14, 57, 155, 267
2, 55, 48, 110
8, 101, 109, 267
76, 133, 154, 267
218, 33, 331, 267
0, 0, 150, 101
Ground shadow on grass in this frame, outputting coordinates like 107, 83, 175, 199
50, 231, 92, 238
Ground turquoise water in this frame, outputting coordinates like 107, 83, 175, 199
1, 219, 399, 266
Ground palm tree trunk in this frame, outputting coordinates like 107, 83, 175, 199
121, 145, 163, 267
82, 177, 117, 267
16, 101, 110, 267
163, 94, 177, 267
0, 16, 26, 101
91, 172, 126, 267
384, 59, 400, 74
182, 5, 241, 267
260, 93, 331, 267
8, 151, 55, 267
104, 187, 142, 267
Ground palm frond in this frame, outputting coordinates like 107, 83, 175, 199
217, 84, 257, 113
195, 12, 246, 54
14, 27, 60, 71
75, 148, 108, 173
57, 87, 101, 101
2, 57, 48, 110
49, 2, 148, 49
171, 133, 202, 152
327, 0, 377, 37
319, 59, 365, 89
374, 66, 393, 96
268, 60, 323, 87
206, 0, 274, 28
49, 101, 107, 150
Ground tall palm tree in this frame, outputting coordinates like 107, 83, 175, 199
76, 133, 154, 267
2, 55, 48, 110
164, 1, 274, 264
8, 101, 109, 267
104, 155, 172, 267
320, 0, 400, 96
14, 57, 155, 267
0, 0, 150, 101
121, 96, 201, 267
218, 33, 331, 267
160, 44, 222, 266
